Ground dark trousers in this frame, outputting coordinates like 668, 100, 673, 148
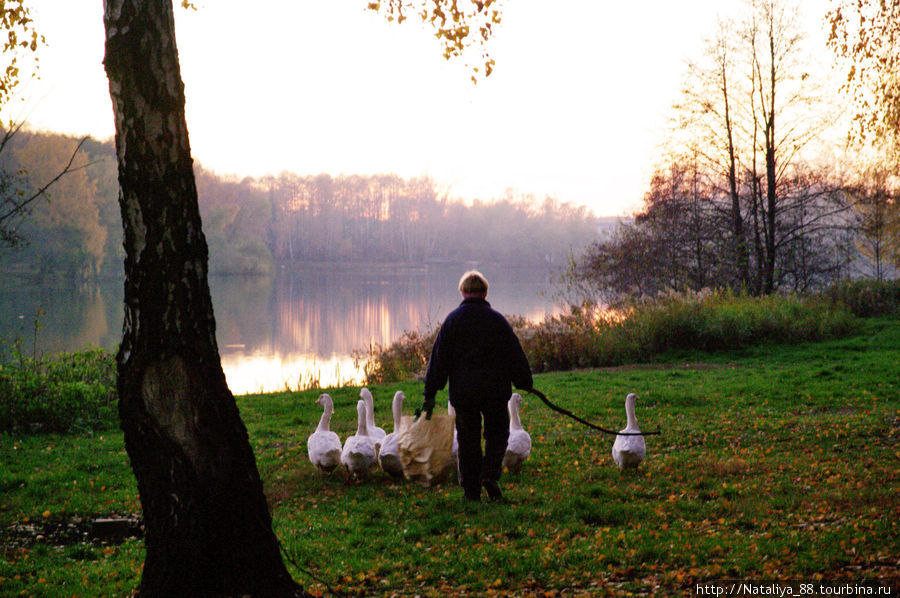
453, 399, 510, 498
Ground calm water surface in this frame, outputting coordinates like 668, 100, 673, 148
1, 265, 561, 394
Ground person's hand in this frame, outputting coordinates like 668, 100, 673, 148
415, 397, 435, 421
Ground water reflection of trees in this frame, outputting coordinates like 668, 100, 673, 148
0, 282, 122, 356
4, 268, 558, 392
211, 267, 556, 358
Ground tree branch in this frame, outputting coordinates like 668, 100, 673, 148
0, 136, 94, 226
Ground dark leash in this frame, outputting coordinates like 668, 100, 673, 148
527, 388, 661, 436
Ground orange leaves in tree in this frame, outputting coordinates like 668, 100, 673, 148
0, 0, 45, 109
367, 0, 502, 84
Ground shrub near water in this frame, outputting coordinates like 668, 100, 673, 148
524, 291, 859, 372
0, 349, 117, 433
822, 278, 900, 317
361, 290, 863, 379
622, 291, 859, 353
354, 327, 439, 384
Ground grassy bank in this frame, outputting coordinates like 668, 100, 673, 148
2, 316, 898, 596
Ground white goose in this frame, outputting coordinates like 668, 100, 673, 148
447, 402, 459, 461
503, 393, 531, 473
378, 390, 407, 478
612, 393, 646, 469
341, 400, 377, 479
359, 387, 386, 453
307, 393, 342, 474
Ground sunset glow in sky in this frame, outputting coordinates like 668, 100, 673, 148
12, 0, 830, 217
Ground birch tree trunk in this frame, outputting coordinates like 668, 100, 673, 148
102, 1, 302, 595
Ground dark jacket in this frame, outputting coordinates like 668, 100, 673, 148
424, 297, 533, 408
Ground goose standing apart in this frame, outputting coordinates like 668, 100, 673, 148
307, 393, 342, 474
359, 387, 387, 454
378, 391, 406, 478
503, 393, 531, 473
341, 400, 377, 479
612, 393, 646, 469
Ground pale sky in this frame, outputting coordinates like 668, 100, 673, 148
11, 0, 831, 217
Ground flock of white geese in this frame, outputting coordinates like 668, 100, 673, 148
307, 388, 645, 481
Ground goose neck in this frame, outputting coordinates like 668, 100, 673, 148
625, 397, 638, 430
363, 392, 375, 428
392, 393, 404, 429
316, 405, 332, 433
357, 402, 369, 436
509, 401, 523, 431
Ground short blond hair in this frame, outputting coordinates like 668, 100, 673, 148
458, 270, 489, 295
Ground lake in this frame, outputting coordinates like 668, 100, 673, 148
1, 265, 562, 394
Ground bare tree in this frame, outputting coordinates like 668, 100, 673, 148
743, 0, 831, 293
771, 168, 855, 291
674, 18, 751, 288
575, 0, 853, 301
665, 0, 839, 294
570, 157, 727, 302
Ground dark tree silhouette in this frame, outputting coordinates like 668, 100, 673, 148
102, 1, 302, 595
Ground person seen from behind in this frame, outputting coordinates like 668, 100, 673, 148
418, 270, 533, 502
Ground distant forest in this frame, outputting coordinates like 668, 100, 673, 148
0, 130, 601, 279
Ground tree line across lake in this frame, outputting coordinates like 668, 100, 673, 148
0, 130, 601, 280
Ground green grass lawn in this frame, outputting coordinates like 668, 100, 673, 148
2, 318, 898, 597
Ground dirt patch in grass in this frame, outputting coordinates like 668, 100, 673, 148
2, 514, 143, 549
